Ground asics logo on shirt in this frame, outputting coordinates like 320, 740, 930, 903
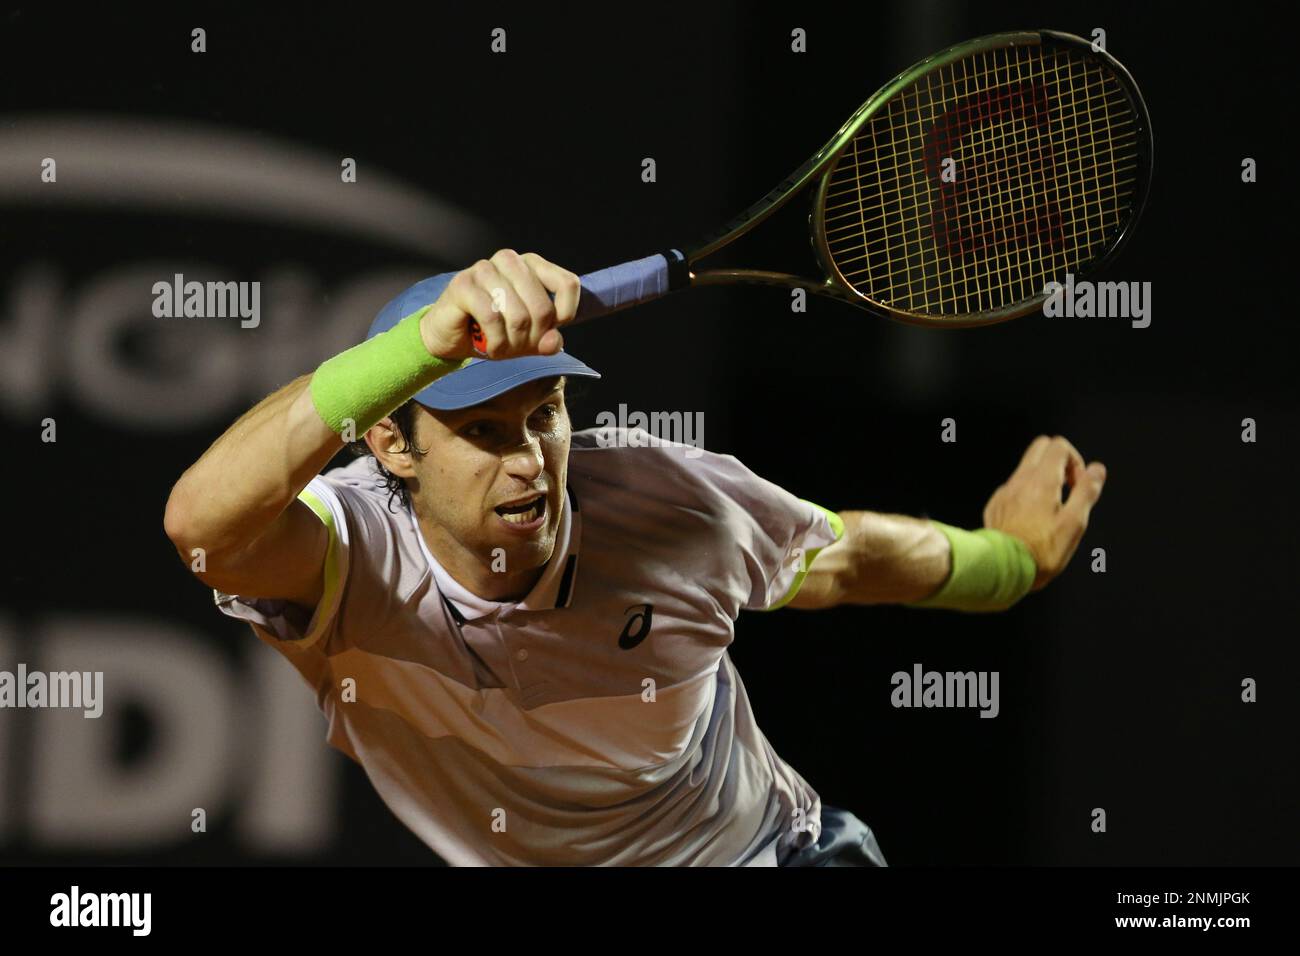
617, 603, 654, 649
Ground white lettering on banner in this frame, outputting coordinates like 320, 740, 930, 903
0, 264, 424, 427
0, 615, 337, 852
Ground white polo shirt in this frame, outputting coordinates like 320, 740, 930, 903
214, 426, 845, 865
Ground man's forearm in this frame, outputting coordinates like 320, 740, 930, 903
789, 510, 950, 609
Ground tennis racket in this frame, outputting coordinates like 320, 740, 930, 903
468, 28, 1152, 352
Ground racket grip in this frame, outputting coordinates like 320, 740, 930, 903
467, 250, 685, 355
571, 250, 685, 323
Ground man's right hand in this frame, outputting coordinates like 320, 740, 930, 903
419, 249, 582, 361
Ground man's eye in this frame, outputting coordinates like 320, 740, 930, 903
463, 422, 491, 438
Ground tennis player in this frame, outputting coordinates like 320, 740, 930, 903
164, 249, 1105, 866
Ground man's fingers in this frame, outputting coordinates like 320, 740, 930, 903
1039, 436, 1085, 483
1018, 435, 1084, 476
521, 252, 583, 327
1059, 458, 1106, 544
538, 328, 564, 355
492, 249, 557, 352
441, 251, 580, 358
484, 253, 538, 353
1022, 437, 1087, 508
474, 258, 532, 355
454, 272, 507, 355
1017, 435, 1054, 471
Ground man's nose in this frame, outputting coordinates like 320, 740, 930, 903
502, 437, 544, 480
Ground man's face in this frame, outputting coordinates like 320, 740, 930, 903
397, 376, 570, 585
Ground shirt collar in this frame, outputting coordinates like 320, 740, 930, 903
409, 486, 581, 624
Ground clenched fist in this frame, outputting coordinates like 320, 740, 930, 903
983, 435, 1107, 592
419, 249, 582, 361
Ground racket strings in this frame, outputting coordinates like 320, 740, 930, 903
821, 113, 1138, 212
888, 47, 1130, 312
824, 172, 1139, 249
905, 50, 1126, 308
822, 41, 1142, 317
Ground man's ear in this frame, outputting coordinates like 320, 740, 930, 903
365, 416, 418, 479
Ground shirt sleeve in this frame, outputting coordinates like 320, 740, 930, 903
212, 459, 402, 653
684, 446, 845, 613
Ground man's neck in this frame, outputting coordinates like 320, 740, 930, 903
414, 512, 546, 603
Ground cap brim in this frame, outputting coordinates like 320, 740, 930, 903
410, 352, 601, 410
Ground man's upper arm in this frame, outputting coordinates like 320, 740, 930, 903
783, 530, 849, 610
210, 465, 398, 651
194, 497, 328, 613
749, 499, 844, 611
674, 443, 844, 612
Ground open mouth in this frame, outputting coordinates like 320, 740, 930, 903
494, 493, 546, 525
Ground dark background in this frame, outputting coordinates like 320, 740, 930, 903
0, 1, 1295, 866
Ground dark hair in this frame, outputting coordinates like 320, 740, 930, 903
345, 398, 425, 514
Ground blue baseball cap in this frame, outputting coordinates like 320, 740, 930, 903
368, 272, 601, 411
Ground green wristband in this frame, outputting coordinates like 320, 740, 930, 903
309, 305, 469, 437
907, 522, 1037, 612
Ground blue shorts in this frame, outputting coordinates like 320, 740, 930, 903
778, 805, 888, 867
